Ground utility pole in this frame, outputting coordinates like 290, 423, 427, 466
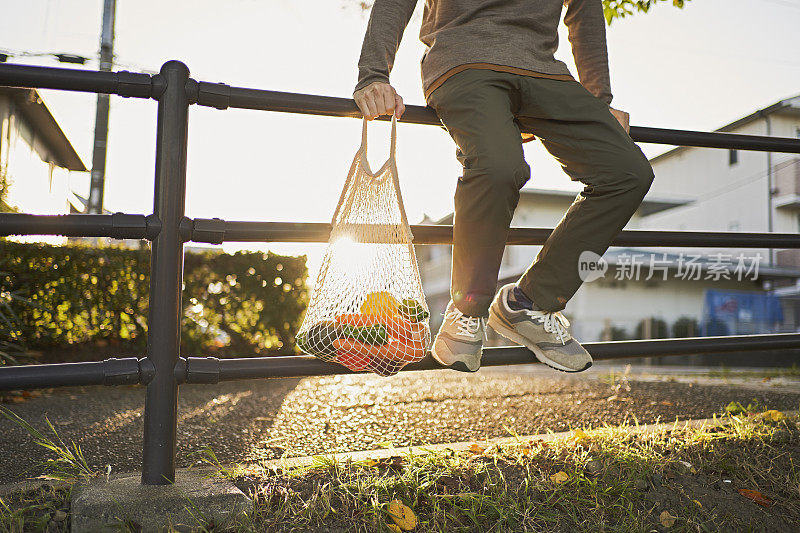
87, 0, 115, 214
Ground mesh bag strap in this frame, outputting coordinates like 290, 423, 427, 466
360, 115, 397, 161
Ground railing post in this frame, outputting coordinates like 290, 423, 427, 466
141, 60, 190, 485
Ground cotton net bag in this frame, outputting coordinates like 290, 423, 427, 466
296, 115, 431, 377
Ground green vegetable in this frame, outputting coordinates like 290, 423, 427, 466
341, 324, 388, 345
398, 298, 429, 322
297, 320, 340, 357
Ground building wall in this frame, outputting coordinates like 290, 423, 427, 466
563, 273, 758, 342
642, 113, 800, 266
0, 95, 74, 243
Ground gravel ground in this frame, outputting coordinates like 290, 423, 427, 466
2, 365, 799, 484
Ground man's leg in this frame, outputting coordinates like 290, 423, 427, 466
486, 75, 653, 373
426, 68, 531, 371
512, 77, 655, 312
426, 69, 531, 318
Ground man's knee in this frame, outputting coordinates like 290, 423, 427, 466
462, 152, 531, 192
610, 147, 654, 199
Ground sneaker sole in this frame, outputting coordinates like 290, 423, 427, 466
431, 341, 480, 373
487, 310, 592, 373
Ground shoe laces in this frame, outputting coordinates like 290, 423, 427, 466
527, 309, 571, 345
444, 307, 486, 339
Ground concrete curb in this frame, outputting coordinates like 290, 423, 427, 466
255, 410, 798, 471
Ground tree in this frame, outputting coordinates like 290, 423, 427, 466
0, 163, 16, 213
354, 0, 691, 24
602, 0, 689, 23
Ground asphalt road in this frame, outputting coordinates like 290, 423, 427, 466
2, 365, 799, 484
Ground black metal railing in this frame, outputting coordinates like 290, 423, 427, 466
1, 61, 800, 484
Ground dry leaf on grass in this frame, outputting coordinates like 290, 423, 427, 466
467, 443, 485, 455
387, 500, 417, 530
758, 410, 786, 423
570, 429, 589, 442
659, 510, 676, 527
550, 471, 569, 484
738, 488, 773, 507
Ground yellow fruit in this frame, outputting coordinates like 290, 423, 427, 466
360, 291, 399, 315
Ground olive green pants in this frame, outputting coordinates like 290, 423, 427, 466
426, 68, 655, 316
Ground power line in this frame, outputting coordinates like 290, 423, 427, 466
0, 46, 157, 74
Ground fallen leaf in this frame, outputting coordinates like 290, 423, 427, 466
521, 446, 532, 456
725, 401, 747, 415
375, 456, 405, 471
759, 410, 786, 423
660, 400, 674, 406
660, 510, 676, 527
571, 429, 589, 442
362, 459, 379, 467
550, 471, 569, 484
387, 500, 417, 530
693, 499, 702, 508
738, 488, 773, 507
467, 443, 485, 455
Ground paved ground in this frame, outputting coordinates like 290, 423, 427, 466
2, 364, 799, 484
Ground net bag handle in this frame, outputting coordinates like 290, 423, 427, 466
360, 114, 397, 162
332, 115, 398, 224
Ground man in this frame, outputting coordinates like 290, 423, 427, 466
353, 0, 654, 373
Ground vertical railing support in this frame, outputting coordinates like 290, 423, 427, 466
141, 60, 190, 485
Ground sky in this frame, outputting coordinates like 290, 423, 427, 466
2, 0, 800, 270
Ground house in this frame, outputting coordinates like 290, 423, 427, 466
0, 87, 87, 219
417, 95, 800, 344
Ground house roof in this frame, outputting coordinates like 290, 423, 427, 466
649, 94, 800, 165
419, 187, 689, 224
0, 87, 87, 172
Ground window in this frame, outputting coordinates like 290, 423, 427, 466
729, 149, 738, 166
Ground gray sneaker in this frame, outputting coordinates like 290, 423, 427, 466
431, 300, 486, 372
488, 283, 592, 373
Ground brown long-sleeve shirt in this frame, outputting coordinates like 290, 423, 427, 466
354, 0, 613, 108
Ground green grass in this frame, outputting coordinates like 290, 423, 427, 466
231, 410, 800, 532
2, 406, 800, 531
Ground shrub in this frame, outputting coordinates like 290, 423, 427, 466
0, 241, 307, 357
633, 317, 669, 339
672, 316, 699, 338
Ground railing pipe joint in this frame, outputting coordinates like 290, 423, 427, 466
191, 217, 226, 244
116, 71, 156, 99
145, 214, 162, 240
102, 357, 144, 385
138, 357, 156, 385
197, 82, 231, 110
184, 357, 221, 384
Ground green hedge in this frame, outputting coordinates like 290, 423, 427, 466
0, 241, 307, 357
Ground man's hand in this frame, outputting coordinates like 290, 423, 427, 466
354, 81, 405, 120
609, 107, 630, 134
